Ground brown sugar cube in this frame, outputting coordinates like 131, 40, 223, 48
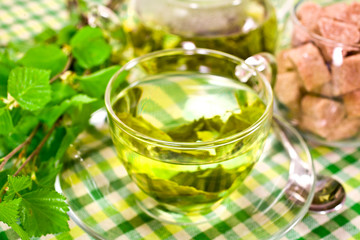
291, 24, 311, 47
300, 116, 360, 141
346, 2, 360, 29
276, 49, 295, 73
318, 18, 360, 44
322, 3, 349, 22
292, 2, 322, 46
344, 90, 360, 117
332, 54, 360, 95
301, 95, 345, 127
299, 95, 347, 140
275, 72, 302, 113
317, 17, 360, 61
299, 115, 332, 139
296, 2, 322, 31
288, 43, 331, 91
326, 118, 360, 141
312, 82, 336, 98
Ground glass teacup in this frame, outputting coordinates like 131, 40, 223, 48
105, 48, 274, 224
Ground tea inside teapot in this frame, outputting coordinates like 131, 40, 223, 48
114, 0, 278, 59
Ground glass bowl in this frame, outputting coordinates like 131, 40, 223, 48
274, 0, 360, 147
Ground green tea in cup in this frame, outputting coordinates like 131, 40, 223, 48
105, 48, 273, 224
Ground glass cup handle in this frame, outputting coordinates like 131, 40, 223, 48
245, 53, 277, 88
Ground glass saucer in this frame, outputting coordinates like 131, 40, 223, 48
55, 110, 316, 240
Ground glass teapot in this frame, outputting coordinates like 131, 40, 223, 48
88, 0, 278, 61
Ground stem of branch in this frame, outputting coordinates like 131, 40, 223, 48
106, 0, 125, 11
0, 125, 39, 172
49, 55, 73, 84
0, 182, 8, 201
13, 123, 57, 177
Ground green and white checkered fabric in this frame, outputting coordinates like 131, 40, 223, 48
1, 0, 360, 239
62, 133, 360, 240
0, 0, 68, 46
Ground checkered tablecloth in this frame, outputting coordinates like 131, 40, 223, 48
0, 0, 360, 239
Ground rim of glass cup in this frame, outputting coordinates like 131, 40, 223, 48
292, 0, 360, 49
105, 48, 274, 149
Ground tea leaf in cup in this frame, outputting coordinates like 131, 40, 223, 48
131, 163, 254, 207
117, 112, 173, 141
167, 116, 223, 142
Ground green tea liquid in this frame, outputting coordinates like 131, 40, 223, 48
111, 72, 269, 213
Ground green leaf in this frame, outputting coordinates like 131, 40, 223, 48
69, 94, 97, 105
8, 67, 51, 111
3, 42, 33, 62
5, 176, 32, 201
8, 176, 32, 193
38, 94, 99, 159
38, 127, 66, 162
0, 137, 8, 158
11, 111, 38, 134
36, 160, 62, 188
67, 99, 104, 126
55, 125, 83, 161
9, 107, 22, 126
77, 65, 121, 98
50, 82, 77, 105
0, 49, 17, 98
0, 199, 30, 240
5, 111, 39, 150
20, 189, 70, 237
0, 73, 8, 97
19, 45, 67, 77
56, 25, 77, 45
55, 100, 104, 159
39, 101, 71, 127
0, 169, 11, 189
0, 107, 14, 135
71, 26, 103, 44
0, 198, 21, 222
34, 28, 57, 43
39, 94, 96, 126
70, 26, 111, 69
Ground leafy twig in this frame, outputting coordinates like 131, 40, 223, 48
49, 55, 73, 84
14, 123, 57, 177
0, 125, 39, 172
66, 0, 89, 27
